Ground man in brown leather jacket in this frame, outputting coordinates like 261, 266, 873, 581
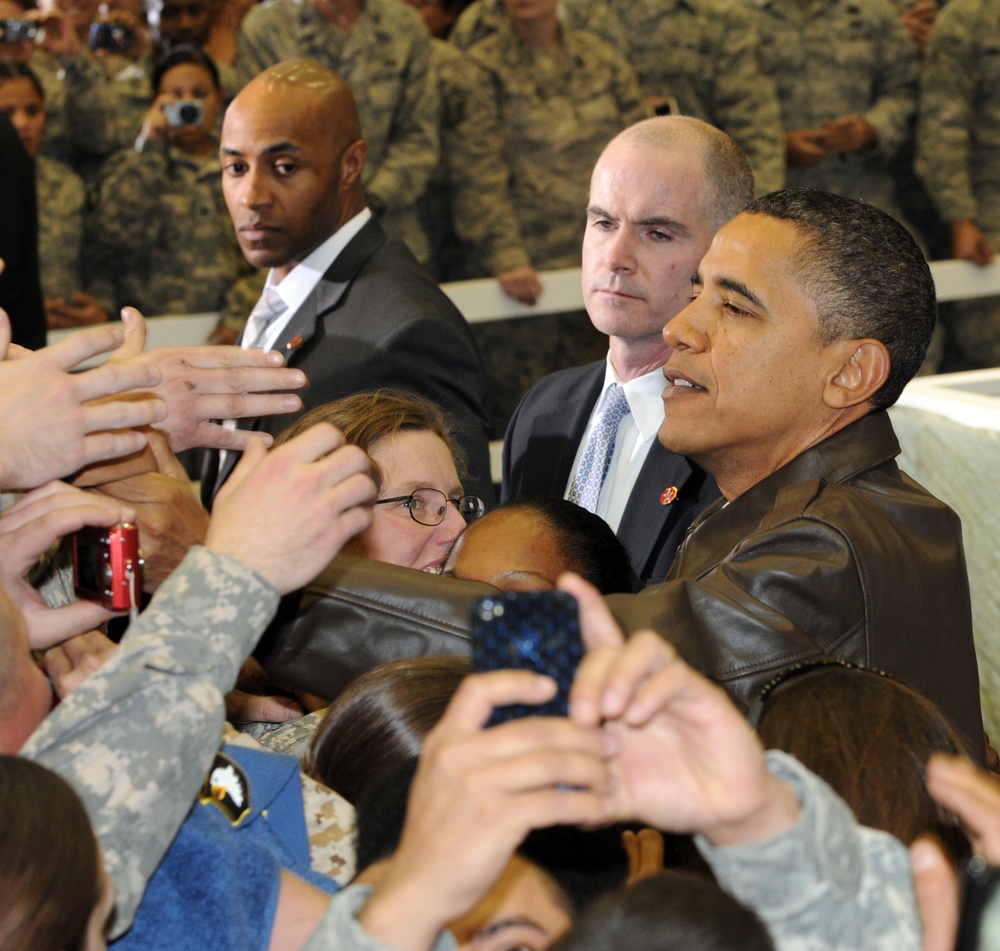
263, 188, 985, 762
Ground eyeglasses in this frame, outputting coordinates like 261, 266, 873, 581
373, 488, 485, 526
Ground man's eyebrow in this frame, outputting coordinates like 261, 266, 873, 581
219, 141, 303, 156
476, 916, 548, 940
587, 204, 615, 218
637, 216, 690, 238
716, 276, 765, 310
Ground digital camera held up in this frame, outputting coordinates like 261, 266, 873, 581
0, 19, 40, 43
163, 98, 204, 128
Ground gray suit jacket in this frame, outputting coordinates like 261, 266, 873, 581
204, 217, 493, 505
501, 360, 718, 585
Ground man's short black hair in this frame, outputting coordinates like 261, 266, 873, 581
744, 189, 936, 410
152, 43, 220, 93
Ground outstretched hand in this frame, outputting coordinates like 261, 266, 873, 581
204, 422, 375, 594
0, 312, 166, 491
105, 308, 307, 452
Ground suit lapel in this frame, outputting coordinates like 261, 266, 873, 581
528, 366, 606, 495
616, 442, 699, 572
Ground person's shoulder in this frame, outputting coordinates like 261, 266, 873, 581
516, 361, 607, 411
367, 0, 429, 35
932, 0, 998, 36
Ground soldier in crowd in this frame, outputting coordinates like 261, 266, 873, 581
236, 0, 439, 261
755, 0, 919, 225
0, 63, 101, 329
449, 0, 785, 195
89, 45, 261, 321
917, 0, 1000, 369
464, 0, 647, 433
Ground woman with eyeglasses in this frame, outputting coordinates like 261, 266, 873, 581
274, 389, 484, 574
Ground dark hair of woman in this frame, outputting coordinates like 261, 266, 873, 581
0, 61, 45, 99
274, 388, 466, 489
498, 496, 641, 594
752, 662, 971, 865
550, 871, 775, 951
152, 43, 220, 93
305, 655, 470, 804
0, 755, 102, 951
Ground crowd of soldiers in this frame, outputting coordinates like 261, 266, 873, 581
1, 0, 998, 406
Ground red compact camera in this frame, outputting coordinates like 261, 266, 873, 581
72, 523, 143, 611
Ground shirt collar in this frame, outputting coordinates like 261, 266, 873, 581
601, 353, 667, 444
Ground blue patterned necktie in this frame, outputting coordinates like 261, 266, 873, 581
242, 285, 287, 350
567, 383, 632, 514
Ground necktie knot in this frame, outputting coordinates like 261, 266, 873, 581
567, 383, 632, 514
243, 285, 288, 349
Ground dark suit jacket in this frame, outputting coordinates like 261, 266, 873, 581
502, 361, 718, 585
204, 218, 492, 505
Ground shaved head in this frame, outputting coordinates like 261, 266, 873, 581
607, 116, 754, 230
221, 60, 368, 277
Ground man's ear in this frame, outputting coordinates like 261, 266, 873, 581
823, 339, 890, 409
340, 139, 367, 189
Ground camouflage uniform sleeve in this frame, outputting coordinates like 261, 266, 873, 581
861, 0, 919, 162
438, 46, 529, 275
20, 546, 280, 939
363, 17, 440, 216
300, 885, 458, 951
703, 0, 785, 194
235, 0, 288, 86
697, 751, 920, 951
915, 0, 980, 223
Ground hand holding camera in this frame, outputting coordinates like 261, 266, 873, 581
141, 92, 204, 145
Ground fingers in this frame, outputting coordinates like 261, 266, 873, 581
116, 308, 148, 361
175, 391, 305, 424
0, 482, 134, 535
432, 668, 558, 734
24, 600, 116, 651
926, 754, 1000, 860
910, 836, 960, 951
152, 345, 295, 374
78, 429, 153, 471
189, 421, 276, 451
146, 430, 192, 481
40, 323, 127, 372
74, 361, 164, 405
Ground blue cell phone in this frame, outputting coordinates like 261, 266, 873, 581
470, 590, 584, 727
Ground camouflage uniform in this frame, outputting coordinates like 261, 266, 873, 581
466, 21, 645, 270
21, 546, 281, 936
89, 142, 261, 317
420, 38, 529, 281
465, 21, 643, 435
917, 0, 1000, 366
236, 0, 439, 258
35, 153, 85, 300
298, 752, 920, 951
451, 0, 786, 194
755, 0, 919, 220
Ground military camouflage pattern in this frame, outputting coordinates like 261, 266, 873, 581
420, 38, 529, 280
35, 154, 85, 300
21, 546, 280, 938
755, 0, 918, 218
920, 0, 1000, 390
236, 0, 439, 222
700, 751, 920, 951
251, 710, 324, 760
451, 0, 785, 194
466, 22, 646, 270
917, 0, 1000, 231
31, 49, 74, 165
89, 143, 258, 317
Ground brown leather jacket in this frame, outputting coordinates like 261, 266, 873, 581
259, 410, 985, 761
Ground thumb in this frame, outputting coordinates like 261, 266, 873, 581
219, 432, 268, 497
114, 307, 148, 361
147, 430, 191, 482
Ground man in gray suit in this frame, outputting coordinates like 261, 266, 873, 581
503, 117, 753, 584
204, 60, 492, 504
